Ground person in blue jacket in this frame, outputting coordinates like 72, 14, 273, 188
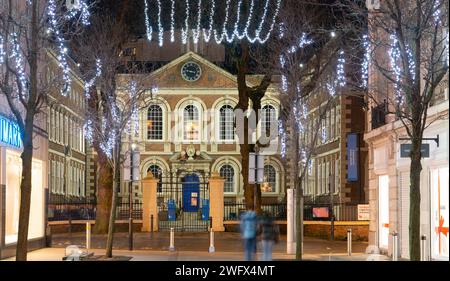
240, 210, 258, 261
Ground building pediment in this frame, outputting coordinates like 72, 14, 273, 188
146, 52, 241, 89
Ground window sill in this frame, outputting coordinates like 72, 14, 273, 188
146, 139, 165, 143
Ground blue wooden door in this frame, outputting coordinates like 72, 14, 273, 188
182, 174, 200, 212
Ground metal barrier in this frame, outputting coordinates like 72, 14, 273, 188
209, 230, 215, 253
169, 227, 175, 251
86, 222, 91, 250
347, 229, 352, 256
392, 232, 398, 261
421, 235, 427, 261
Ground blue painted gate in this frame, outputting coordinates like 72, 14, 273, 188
182, 174, 200, 212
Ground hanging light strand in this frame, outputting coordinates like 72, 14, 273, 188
145, 0, 153, 41
193, 0, 203, 44
253, 0, 282, 44
170, 0, 175, 42
203, 0, 216, 43
157, 0, 164, 46
181, 0, 190, 44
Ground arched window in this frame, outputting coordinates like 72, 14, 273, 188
147, 105, 163, 140
261, 105, 276, 138
147, 164, 163, 192
184, 105, 200, 140
263, 165, 277, 193
219, 105, 235, 141
220, 165, 235, 193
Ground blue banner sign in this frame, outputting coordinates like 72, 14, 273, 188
347, 133, 358, 182
0, 115, 22, 148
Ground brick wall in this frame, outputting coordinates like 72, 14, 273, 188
304, 222, 368, 241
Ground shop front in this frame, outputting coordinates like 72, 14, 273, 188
0, 114, 47, 259
396, 116, 449, 261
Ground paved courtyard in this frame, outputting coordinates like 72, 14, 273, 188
1, 232, 392, 261
49, 232, 369, 255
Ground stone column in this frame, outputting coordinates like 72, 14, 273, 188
209, 172, 225, 232
142, 173, 159, 232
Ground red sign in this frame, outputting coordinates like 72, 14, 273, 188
313, 207, 329, 218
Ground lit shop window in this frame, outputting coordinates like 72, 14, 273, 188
5, 151, 44, 245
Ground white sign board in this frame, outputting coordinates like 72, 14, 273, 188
357, 204, 370, 221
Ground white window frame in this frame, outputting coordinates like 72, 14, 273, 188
220, 164, 237, 194
262, 164, 278, 194
147, 104, 164, 141
218, 105, 235, 142
182, 104, 202, 142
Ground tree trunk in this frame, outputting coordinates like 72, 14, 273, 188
15, 138, 34, 261
93, 150, 113, 234
295, 180, 304, 260
15, 0, 38, 261
240, 135, 253, 210
291, 132, 303, 260
409, 136, 422, 261
105, 139, 121, 258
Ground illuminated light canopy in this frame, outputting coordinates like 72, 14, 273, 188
143, 0, 282, 45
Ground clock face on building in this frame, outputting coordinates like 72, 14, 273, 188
181, 61, 202, 82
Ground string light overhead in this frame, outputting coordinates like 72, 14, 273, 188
144, 0, 283, 45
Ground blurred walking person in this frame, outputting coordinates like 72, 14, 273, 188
240, 210, 257, 261
258, 212, 279, 261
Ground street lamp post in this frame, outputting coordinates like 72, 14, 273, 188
128, 142, 138, 251
63, 145, 71, 235
329, 173, 335, 241
249, 147, 264, 212
128, 146, 134, 251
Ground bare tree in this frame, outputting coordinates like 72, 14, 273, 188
0, 0, 91, 261
256, 0, 354, 260
72, 14, 155, 258
340, 0, 449, 260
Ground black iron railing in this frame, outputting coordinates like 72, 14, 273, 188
223, 203, 360, 221
116, 202, 143, 220
47, 197, 143, 221
303, 203, 359, 221
48, 201, 97, 221
224, 203, 287, 221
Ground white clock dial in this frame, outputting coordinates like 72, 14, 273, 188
181, 61, 202, 82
